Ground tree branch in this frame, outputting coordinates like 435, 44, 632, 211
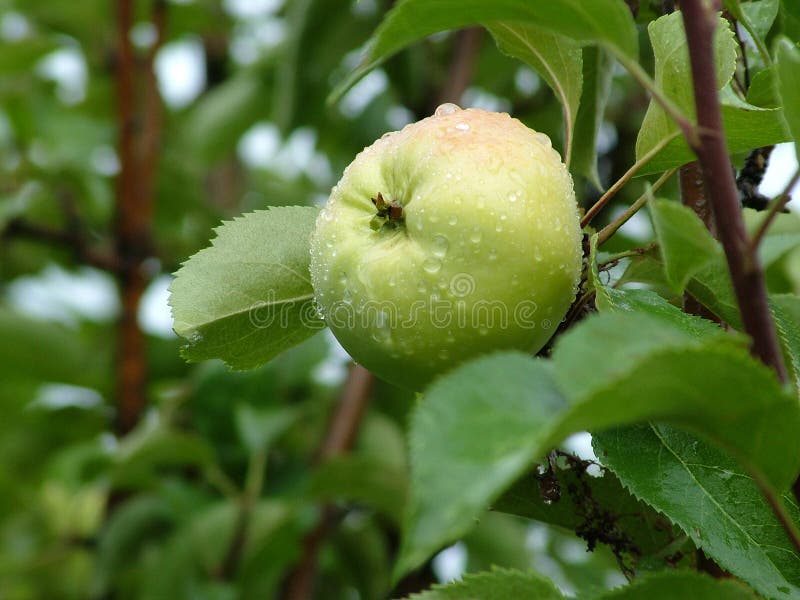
280, 365, 374, 600
436, 28, 483, 108
581, 131, 680, 228
114, 0, 166, 434
680, 0, 787, 382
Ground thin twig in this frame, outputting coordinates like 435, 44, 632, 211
280, 365, 374, 600
596, 169, 676, 246
581, 132, 680, 228
681, 0, 786, 382
750, 169, 800, 250
217, 448, 268, 580
3, 218, 118, 271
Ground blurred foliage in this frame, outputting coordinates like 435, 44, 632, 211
1, 0, 799, 598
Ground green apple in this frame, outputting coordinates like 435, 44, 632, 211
310, 104, 582, 390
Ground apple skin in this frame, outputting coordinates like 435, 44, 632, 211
310, 105, 582, 391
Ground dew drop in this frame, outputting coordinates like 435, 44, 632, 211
488, 248, 497, 261
434, 103, 462, 117
478, 327, 489, 336
432, 234, 449, 258
534, 132, 552, 148
423, 258, 442, 274
469, 228, 482, 244
448, 215, 458, 226
438, 349, 450, 360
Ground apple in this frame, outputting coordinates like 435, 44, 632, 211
310, 104, 582, 390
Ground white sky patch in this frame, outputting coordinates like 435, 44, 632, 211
139, 274, 176, 338
130, 22, 157, 49
461, 87, 512, 113
1, 11, 30, 41
37, 45, 88, 104
230, 18, 286, 65
155, 37, 206, 109
238, 122, 282, 168
90, 145, 120, 176
223, 0, 284, 18
6, 265, 119, 325
611, 205, 653, 242
312, 330, 351, 387
432, 542, 467, 584
31, 383, 104, 411
339, 69, 389, 118
515, 67, 541, 97
386, 105, 415, 130
760, 142, 799, 208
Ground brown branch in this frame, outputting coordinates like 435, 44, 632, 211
680, 0, 787, 382
4, 219, 119, 271
679, 161, 722, 321
280, 365, 374, 600
436, 27, 483, 107
114, 0, 166, 434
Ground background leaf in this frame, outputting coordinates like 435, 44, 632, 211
594, 424, 800, 598
487, 23, 582, 162
330, 0, 638, 103
649, 199, 721, 293
169, 206, 324, 369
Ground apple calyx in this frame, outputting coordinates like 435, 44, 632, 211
370, 191, 404, 231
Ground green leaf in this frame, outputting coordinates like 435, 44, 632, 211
169, 206, 324, 370
494, 462, 679, 561
329, 0, 638, 104
112, 428, 214, 488
594, 424, 800, 598
397, 313, 800, 578
487, 23, 582, 163
597, 571, 758, 599
747, 65, 781, 107
635, 12, 790, 174
776, 37, 800, 159
553, 313, 800, 490
396, 353, 567, 577
571, 46, 614, 189
770, 294, 800, 394
725, 0, 780, 63
307, 455, 408, 524
403, 567, 564, 600
234, 404, 301, 453
182, 73, 267, 163
649, 199, 721, 293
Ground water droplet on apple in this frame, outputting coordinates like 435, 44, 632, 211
432, 234, 449, 258
455, 122, 470, 131
534, 248, 543, 262
448, 215, 458, 226
488, 248, 497, 261
508, 191, 519, 203
423, 258, 441, 274
438, 349, 450, 360
534, 132, 552, 147
478, 327, 489, 336
470, 228, 482, 244
434, 103, 461, 117
417, 281, 427, 293
511, 275, 519, 287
